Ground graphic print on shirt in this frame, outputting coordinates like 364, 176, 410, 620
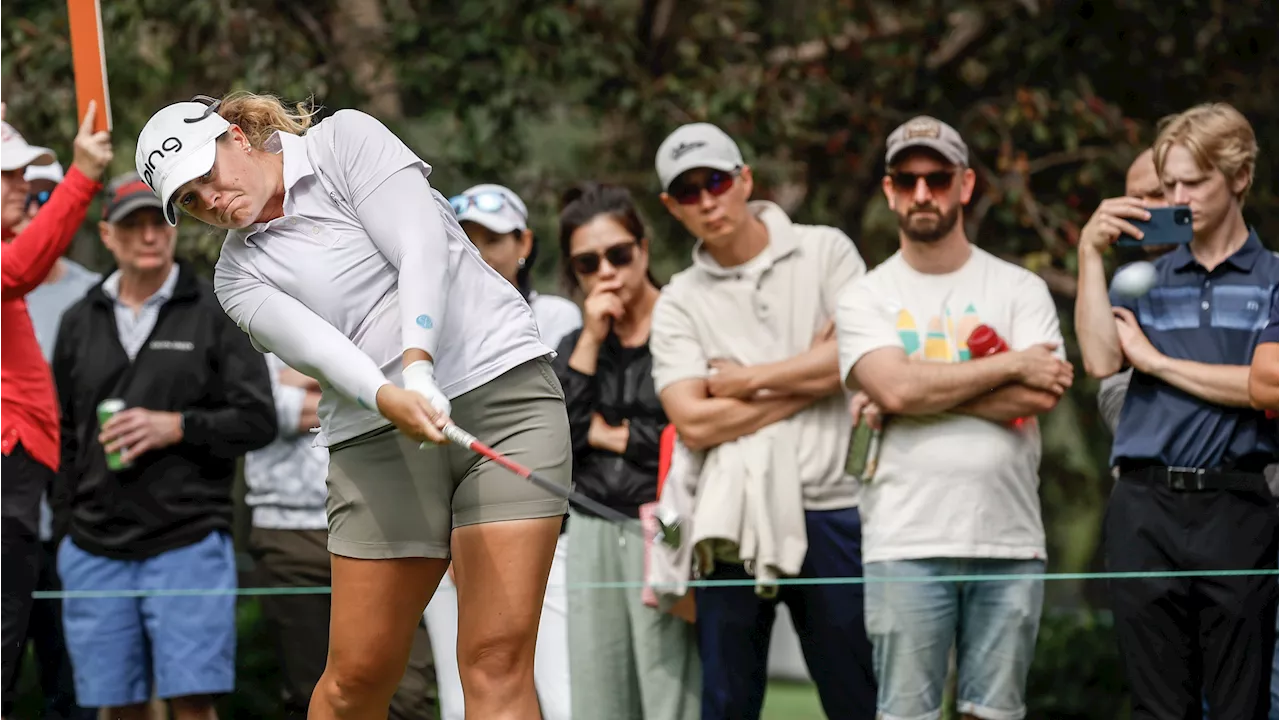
895, 302, 983, 362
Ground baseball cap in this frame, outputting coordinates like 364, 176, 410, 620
103, 172, 165, 223
451, 184, 528, 235
1, 121, 56, 172
25, 161, 64, 185
654, 123, 745, 192
135, 99, 232, 225
885, 116, 969, 167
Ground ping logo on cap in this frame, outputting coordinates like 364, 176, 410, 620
141, 137, 184, 190
671, 141, 707, 161
903, 119, 942, 140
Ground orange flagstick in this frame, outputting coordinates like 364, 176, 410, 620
67, 0, 112, 133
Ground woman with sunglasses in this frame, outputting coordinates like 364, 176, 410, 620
134, 92, 572, 719
551, 182, 701, 720
423, 183, 580, 720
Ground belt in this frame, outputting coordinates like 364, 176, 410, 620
1120, 465, 1267, 492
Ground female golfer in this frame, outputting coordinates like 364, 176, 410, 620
134, 92, 571, 719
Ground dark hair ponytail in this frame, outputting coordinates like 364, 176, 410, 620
557, 182, 661, 294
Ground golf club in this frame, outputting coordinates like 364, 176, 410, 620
441, 423, 647, 535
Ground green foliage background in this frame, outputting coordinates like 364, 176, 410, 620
4, 0, 1276, 715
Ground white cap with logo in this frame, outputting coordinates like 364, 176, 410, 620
654, 122, 744, 192
1, 122, 56, 172
135, 101, 232, 225
451, 184, 528, 235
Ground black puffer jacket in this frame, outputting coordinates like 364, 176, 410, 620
553, 328, 666, 518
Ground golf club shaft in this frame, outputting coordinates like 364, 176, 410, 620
442, 423, 640, 528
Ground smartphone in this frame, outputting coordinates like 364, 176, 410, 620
846, 422, 883, 483
1117, 205, 1193, 247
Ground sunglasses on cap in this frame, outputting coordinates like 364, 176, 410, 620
450, 191, 513, 216
186, 95, 223, 123
570, 240, 638, 276
889, 170, 956, 193
668, 168, 741, 206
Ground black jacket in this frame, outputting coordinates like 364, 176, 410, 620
553, 328, 666, 518
51, 262, 276, 559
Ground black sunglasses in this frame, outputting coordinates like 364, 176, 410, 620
186, 95, 222, 124
570, 240, 637, 276
890, 170, 956, 193
669, 168, 740, 205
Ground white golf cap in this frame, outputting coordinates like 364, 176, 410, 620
135, 100, 232, 225
24, 160, 64, 184
452, 184, 528, 235
1, 122, 56, 172
654, 122, 744, 192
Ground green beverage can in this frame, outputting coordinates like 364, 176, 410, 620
96, 398, 131, 470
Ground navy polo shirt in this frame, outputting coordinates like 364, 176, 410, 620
1109, 229, 1279, 469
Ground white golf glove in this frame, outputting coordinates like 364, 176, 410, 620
402, 360, 452, 420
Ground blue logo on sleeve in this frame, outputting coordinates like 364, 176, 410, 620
416, 314, 434, 329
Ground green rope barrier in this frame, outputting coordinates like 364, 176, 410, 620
32, 568, 1278, 599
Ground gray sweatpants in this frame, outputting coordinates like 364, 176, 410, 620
566, 511, 700, 720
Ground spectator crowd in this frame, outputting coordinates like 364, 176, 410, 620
0, 93, 1275, 720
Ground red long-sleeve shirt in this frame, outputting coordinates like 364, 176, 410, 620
2, 166, 101, 471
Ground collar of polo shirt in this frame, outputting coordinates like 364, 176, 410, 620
1169, 228, 1265, 273
226, 132, 317, 246
690, 201, 801, 278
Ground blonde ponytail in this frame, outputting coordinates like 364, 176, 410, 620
217, 91, 318, 149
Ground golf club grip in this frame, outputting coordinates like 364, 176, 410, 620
442, 424, 638, 527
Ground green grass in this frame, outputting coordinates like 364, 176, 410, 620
762, 680, 826, 720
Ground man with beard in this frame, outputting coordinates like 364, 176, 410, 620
836, 116, 1073, 720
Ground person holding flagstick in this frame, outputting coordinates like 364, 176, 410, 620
2, 100, 112, 718
135, 92, 572, 719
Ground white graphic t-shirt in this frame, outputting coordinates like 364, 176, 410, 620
836, 246, 1062, 564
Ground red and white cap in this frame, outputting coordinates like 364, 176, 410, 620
1, 121, 56, 172
135, 100, 231, 225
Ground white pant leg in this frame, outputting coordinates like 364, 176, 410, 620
424, 569, 466, 720
534, 533, 573, 720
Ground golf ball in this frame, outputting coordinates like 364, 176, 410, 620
1111, 261, 1158, 298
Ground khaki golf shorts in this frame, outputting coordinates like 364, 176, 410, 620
325, 357, 571, 560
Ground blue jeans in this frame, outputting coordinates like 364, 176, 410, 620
695, 507, 877, 720
864, 558, 1044, 720
58, 531, 237, 707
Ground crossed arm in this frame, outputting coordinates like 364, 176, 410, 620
845, 345, 1067, 425
660, 328, 842, 451
1249, 343, 1279, 412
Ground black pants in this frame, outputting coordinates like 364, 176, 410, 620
2, 444, 51, 716
248, 527, 438, 719
694, 507, 877, 720
19, 540, 94, 720
1105, 474, 1278, 720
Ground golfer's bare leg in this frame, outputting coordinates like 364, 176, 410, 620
310, 556, 448, 719
453, 516, 561, 720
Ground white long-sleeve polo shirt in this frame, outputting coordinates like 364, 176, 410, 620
213, 110, 552, 446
